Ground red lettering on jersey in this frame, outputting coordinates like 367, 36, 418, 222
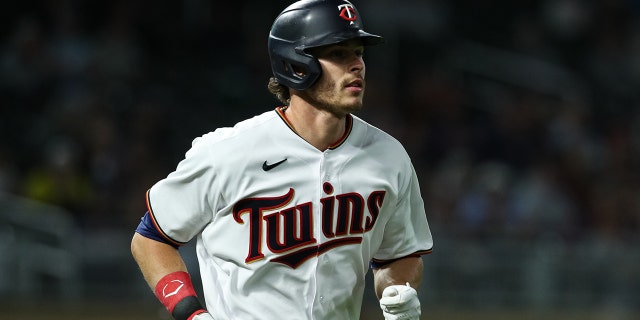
232, 185, 386, 268
336, 192, 365, 235
365, 191, 385, 231
320, 195, 335, 237
233, 188, 295, 263
264, 202, 316, 253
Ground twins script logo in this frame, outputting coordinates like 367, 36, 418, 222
337, 3, 357, 24
232, 182, 385, 268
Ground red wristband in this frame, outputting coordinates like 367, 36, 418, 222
154, 271, 205, 319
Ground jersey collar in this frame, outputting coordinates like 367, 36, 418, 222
275, 106, 353, 150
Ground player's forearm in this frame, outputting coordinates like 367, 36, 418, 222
372, 256, 423, 299
131, 232, 188, 289
132, 233, 211, 320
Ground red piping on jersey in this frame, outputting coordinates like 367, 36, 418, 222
370, 248, 434, 266
275, 106, 353, 150
146, 189, 186, 247
276, 106, 295, 132
327, 114, 352, 150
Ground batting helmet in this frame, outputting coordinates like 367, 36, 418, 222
268, 0, 384, 90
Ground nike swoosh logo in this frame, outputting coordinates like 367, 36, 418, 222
262, 158, 287, 171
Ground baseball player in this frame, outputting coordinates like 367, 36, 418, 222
130, 0, 433, 319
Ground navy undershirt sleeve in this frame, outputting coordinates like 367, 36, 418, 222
135, 211, 180, 249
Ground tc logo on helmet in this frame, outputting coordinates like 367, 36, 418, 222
338, 4, 357, 24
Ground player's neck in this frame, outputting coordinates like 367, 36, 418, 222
283, 102, 347, 151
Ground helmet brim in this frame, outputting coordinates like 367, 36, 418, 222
298, 30, 384, 52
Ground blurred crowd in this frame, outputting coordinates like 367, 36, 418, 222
1, 0, 639, 248
0, 0, 278, 229
390, 0, 640, 246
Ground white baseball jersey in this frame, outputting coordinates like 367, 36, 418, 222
146, 107, 433, 319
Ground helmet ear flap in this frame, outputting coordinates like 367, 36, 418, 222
269, 40, 322, 90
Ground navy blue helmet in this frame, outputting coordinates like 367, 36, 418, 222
268, 0, 384, 90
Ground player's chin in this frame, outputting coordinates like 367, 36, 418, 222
342, 101, 363, 114
327, 100, 362, 116
343, 91, 364, 104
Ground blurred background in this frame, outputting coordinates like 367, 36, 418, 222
1, 0, 639, 319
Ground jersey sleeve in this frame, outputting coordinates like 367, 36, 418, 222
146, 136, 218, 244
372, 161, 433, 264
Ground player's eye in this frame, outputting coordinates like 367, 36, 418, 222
327, 48, 364, 60
328, 49, 348, 59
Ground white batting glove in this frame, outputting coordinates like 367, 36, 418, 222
379, 283, 421, 320
192, 312, 215, 320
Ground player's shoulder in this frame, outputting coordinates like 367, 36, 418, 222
191, 109, 279, 147
351, 114, 407, 152
352, 114, 396, 139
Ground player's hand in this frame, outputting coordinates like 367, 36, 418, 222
192, 312, 215, 320
379, 283, 421, 320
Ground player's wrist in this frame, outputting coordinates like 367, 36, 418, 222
154, 271, 207, 320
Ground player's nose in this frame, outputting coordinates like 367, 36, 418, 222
349, 56, 364, 74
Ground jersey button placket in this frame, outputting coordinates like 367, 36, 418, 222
322, 151, 331, 182
314, 153, 327, 312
